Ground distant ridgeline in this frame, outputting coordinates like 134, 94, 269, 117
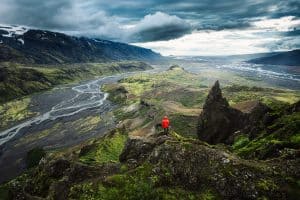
0, 24, 162, 64
248, 49, 300, 66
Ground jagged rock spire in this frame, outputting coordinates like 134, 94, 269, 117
204, 80, 229, 110
208, 80, 222, 100
197, 81, 244, 144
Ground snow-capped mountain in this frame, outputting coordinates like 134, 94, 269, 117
0, 24, 162, 64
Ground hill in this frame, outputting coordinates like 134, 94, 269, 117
0, 24, 162, 64
248, 49, 300, 66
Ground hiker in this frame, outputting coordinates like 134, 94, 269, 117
161, 116, 170, 134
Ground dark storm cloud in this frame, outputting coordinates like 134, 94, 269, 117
0, 0, 299, 45
127, 12, 192, 42
121, 0, 299, 31
284, 29, 300, 37
0, 0, 72, 29
132, 24, 191, 42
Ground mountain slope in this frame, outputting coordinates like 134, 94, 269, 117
248, 49, 300, 66
0, 25, 162, 64
0, 61, 152, 103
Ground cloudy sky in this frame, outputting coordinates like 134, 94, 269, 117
0, 0, 299, 56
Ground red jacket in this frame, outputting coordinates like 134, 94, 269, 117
161, 117, 170, 129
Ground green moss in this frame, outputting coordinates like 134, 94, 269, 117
169, 114, 198, 137
113, 108, 137, 121
274, 113, 300, 136
70, 163, 158, 200
290, 133, 300, 143
79, 130, 128, 164
157, 187, 207, 200
71, 115, 102, 134
69, 163, 209, 200
257, 179, 278, 191
0, 97, 36, 129
233, 133, 273, 158
199, 188, 220, 200
224, 84, 300, 106
232, 111, 300, 159
232, 135, 250, 150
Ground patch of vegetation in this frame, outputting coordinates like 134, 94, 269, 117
224, 85, 300, 106
170, 114, 198, 137
69, 163, 209, 200
118, 68, 203, 100
0, 61, 150, 103
232, 134, 250, 150
69, 163, 158, 200
113, 107, 137, 121
257, 179, 278, 191
79, 130, 128, 164
15, 115, 102, 148
232, 111, 300, 159
102, 84, 128, 104
71, 115, 102, 134
0, 97, 36, 129
199, 188, 220, 200
26, 147, 46, 168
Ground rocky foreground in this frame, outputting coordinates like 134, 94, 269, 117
0, 68, 299, 200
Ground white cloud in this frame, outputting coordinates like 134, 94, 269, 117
130, 12, 189, 31
132, 16, 300, 56
132, 30, 279, 56
252, 16, 300, 31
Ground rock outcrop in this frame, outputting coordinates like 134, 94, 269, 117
197, 81, 245, 144
6, 158, 120, 200
119, 133, 291, 199
197, 81, 271, 144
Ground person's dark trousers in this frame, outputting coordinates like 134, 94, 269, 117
164, 128, 169, 134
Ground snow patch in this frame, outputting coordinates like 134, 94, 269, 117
0, 24, 29, 38
17, 38, 24, 45
93, 39, 109, 44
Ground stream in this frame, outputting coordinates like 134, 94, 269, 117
0, 71, 149, 183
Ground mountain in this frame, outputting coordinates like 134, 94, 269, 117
0, 24, 162, 64
248, 49, 300, 66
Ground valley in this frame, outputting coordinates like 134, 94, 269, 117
0, 61, 152, 103
0, 64, 156, 183
1, 1, 299, 199
1, 62, 299, 199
